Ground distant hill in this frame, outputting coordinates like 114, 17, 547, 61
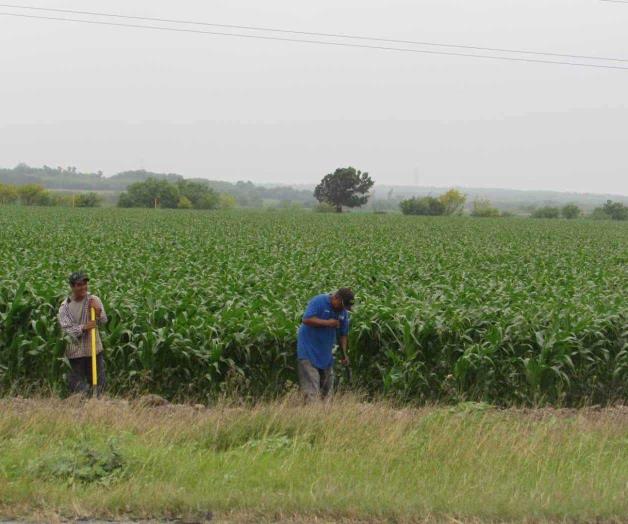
0, 164, 314, 208
1, 164, 626, 212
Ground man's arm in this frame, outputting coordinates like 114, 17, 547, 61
338, 313, 350, 365
303, 317, 339, 328
90, 296, 108, 326
339, 335, 349, 365
301, 297, 338, 328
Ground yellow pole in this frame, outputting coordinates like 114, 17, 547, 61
90, 307, 98, 390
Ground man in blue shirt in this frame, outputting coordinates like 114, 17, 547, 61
297, 288, 354, 401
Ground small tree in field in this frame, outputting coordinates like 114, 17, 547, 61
75, 192, 102, 208
314, 167, 374, 213
599, 200, 628, 221
439, 189, 467, 215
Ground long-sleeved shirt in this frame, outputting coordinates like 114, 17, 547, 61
58, 294, 108, 359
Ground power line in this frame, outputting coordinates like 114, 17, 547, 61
2, 11, 628, 71
1, 2, 626, 64
600, 0, 628, 4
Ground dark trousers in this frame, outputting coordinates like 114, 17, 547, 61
68, 353, 106, 396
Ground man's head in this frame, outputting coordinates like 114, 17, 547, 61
331, 288, 355, 312
68, 271, 89, 300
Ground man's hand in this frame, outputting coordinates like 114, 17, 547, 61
82, 320, 97, 332
325, 319, 340, 328
341, 356, 350, 367
89, 298, 102, 319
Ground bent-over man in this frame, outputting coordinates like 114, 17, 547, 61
58, 272, 108, 395
297, 288, 354, 402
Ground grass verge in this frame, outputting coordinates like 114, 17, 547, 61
0, 396, 626, 523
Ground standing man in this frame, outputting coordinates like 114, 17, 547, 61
297, 288, 354, 402
58, 272, 108, 396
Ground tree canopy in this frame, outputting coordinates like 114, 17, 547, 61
438, 189, 467, 215
314, 167, 374, 213
117, 177, 225, 210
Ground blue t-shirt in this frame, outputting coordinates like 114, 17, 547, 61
297, 294, 350, 370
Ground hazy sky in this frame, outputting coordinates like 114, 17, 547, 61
1, 0, 627, 194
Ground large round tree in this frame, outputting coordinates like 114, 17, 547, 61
314, 167, 374, 213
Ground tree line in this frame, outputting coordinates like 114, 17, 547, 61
0, 183, 102, 207
399, 189, 627, 220
0, 164, 314, 207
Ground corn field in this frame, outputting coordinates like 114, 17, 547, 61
0, 206, 626, 404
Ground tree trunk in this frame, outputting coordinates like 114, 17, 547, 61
335, 205, 342, 213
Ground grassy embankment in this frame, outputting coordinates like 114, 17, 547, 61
0, 396, 626, 523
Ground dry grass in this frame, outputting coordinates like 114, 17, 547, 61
1, 395, 627, 523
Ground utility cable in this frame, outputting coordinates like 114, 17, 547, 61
0, 2, 626, 64
1, 11, 628, 71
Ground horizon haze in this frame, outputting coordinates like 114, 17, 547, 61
1, 0, 627, 194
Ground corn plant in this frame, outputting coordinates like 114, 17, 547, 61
0, 206, 626, 405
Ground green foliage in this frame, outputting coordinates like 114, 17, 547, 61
532, 206, 561, 219
3, 400, 628, 521
314, 167, 374, 212
0, 164, 315, 207
400, 196, 446, 216
118, 178, 221, 210
438, 189, 467, 215
178, 196, 193, 209
17, 184, 49, 206
74, 192, 101, 208
176, 180, 219, 210
0, 208, 626, 405
119, 178, 180, 208
218, 193, 237, 210
0, 183, 18, 205
49, 193, 74, 207
470, 199, 500, 217
29, 439, 125, 486
592, 200, 628, 221
561, 204, 581, 219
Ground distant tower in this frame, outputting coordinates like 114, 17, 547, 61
413, 167, 420, 186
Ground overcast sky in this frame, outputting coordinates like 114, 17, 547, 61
1, 0, 627, 194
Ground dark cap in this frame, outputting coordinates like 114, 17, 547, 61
68, 271, 89, 286
337, 288, 355, 310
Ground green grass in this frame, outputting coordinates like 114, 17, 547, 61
1, 397, 626, 522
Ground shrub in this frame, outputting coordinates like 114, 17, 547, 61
438, 189, 467, 216
75, 193, 102, 208
591, 200, 628, 221
471, 199, 500, 218
531, 207, 560, 219
0, 183, 19, 205
400, 196, 445, 216
17, 184, 49, 206
561, 204, 581, 219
